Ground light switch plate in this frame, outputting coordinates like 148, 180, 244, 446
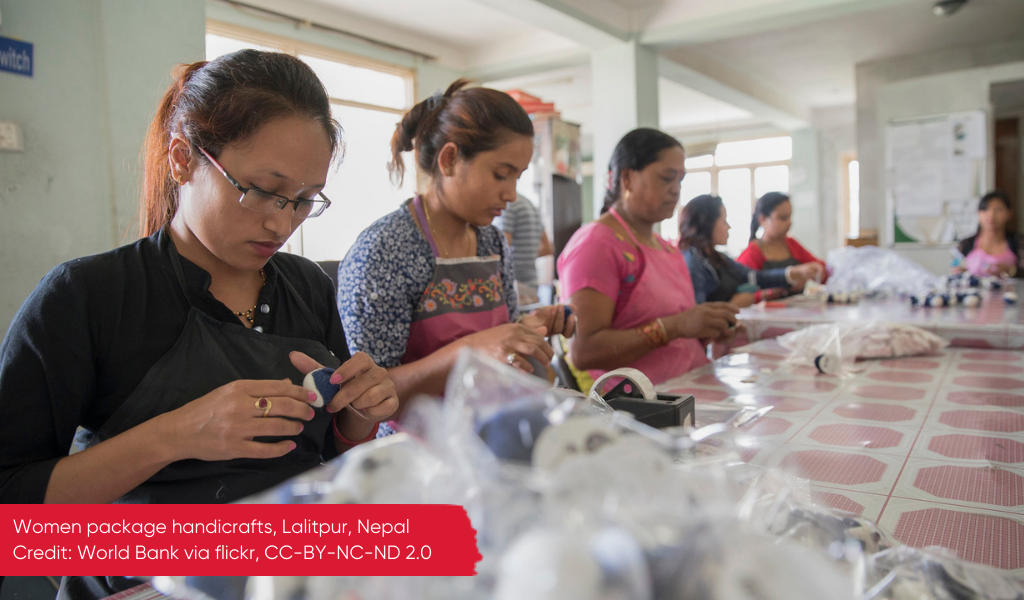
0, 121, 24, 152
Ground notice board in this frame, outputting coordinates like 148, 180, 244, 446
886, 110, 987, 245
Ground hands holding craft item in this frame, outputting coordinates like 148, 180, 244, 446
786, 262, 826, 290
453, 305, 575, 373
291, 351, 399, 444
664, 302, 739, 342
156, 352, 398, 461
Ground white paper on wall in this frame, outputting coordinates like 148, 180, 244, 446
893, 162, 944, 217
941, 159, 975, 202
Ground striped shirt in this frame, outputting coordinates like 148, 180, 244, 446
493, 195, 543, 287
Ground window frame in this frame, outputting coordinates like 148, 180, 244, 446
204, 20, 417, 258
841, 152, 859, 242
679, 141, 791, 251
206, 20, 416, 116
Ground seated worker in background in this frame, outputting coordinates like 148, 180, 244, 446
557, 128, 739, 386
494, 194, 553, 306
680, 194, 824, 308
738, 191, 828, 280
0, 51, 398, 596
956, 190, 1024, 278
339, 80, 575, 419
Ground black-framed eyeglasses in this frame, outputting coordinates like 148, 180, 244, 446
197, 146, 332, 219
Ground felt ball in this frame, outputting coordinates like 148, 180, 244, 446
927, 294, 945, 308
303, 367, 339, 408
1004, 291, 1018, 305
832, 292, 848, 304
495, 530, 602, 600
963, 294, 981, 308
476, 404, 551, 464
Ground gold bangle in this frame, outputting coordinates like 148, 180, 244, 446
636, 319, 668, 347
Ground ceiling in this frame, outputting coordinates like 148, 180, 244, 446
272, 0, 1024, 145
684, 0, 1024, 108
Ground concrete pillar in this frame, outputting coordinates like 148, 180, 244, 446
590, 39, 660, 217
789, 127, 823, 256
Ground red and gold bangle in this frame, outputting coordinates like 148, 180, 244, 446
333, 414, 380, 446
636, 318, 668, 347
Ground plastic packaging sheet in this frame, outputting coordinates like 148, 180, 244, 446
775, 321, 949, 376
827, 246, 944, 296
205, 349, 1017, 600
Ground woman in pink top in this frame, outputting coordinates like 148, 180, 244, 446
957, 191, 1023, 278
558, 128, 739, 385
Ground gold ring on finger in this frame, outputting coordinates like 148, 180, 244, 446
256, 397, 271, 418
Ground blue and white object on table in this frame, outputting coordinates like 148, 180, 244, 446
1005, 291, 1018, 305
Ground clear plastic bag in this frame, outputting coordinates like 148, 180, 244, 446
215, 349, 1012, 600
827, 246, 945, 296
863, 546, 1024, 600
777, 321, 949, 367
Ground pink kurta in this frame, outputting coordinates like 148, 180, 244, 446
964, 246, 1017, 278
557, 212, 708, 385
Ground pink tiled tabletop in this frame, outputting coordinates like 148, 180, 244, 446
660, 346, 1024, 575
738, 281, 1024, 350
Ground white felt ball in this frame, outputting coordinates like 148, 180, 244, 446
495, 530, 603, 600
963, 295, 981, 308
927, 295, 945, 308
1005, 291, 1018, 304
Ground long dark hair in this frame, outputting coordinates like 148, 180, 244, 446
750, 191, 790, 241
958, 190, 1015, 256
602, 128, 683, 214
679, 194, 727, 269
389, 78, 533, 188
141, 50, 343, 237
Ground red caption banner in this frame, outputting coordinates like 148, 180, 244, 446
2, 504, 481, 576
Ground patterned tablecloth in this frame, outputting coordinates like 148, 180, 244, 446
659, 347, 1024, 575
737, 281, 1024, 350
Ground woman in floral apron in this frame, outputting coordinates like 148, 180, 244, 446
339, 80, 576, 419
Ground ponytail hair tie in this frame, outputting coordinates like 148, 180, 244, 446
426, 89, 445, 111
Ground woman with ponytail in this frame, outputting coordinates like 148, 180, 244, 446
680, 194, 824, 307
556, 128, 739, 385
338, 80, 575, 412
736, 191, 827, 278
0, 50, 399, 518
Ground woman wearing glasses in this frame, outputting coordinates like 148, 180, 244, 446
338, 80, 575, 416
0, 50, 398, 517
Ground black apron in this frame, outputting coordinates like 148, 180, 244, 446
707, 261, 745, 303
74, 242, 340, 504
763, 257, 801, 270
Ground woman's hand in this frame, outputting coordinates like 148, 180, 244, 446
157, 378, 318, 462
457, 322, 555, 372
290, 351, 399, 442
665, 302, 739, 341
788, 262, 825, 288
729, 292, 757, 308
988, 262, 1017, 278
519, 304, 577, 338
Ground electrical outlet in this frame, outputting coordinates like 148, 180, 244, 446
0, 121, 24, 152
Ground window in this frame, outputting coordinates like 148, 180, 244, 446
205, 23, 416, 261
842, 155, 860, 240
661, 136, 791, 258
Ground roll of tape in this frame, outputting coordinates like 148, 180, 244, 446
588, 368, 657, 401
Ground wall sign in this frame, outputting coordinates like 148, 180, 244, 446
0, 36, 33, 77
